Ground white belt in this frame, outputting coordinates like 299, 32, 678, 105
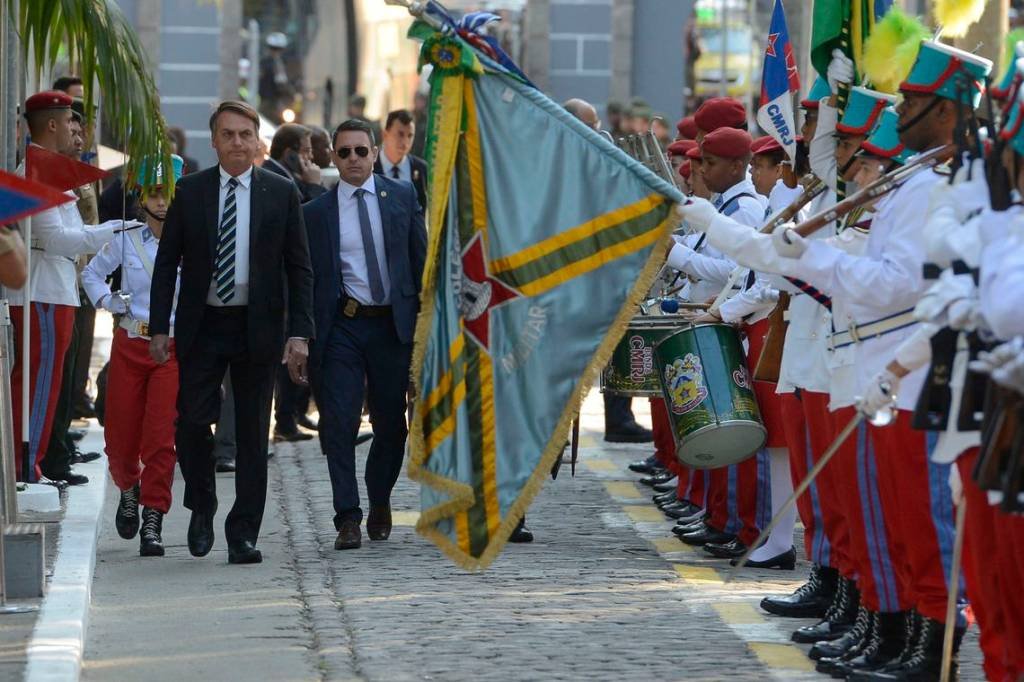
119, 317, 172, 339
829, 309, 917, 350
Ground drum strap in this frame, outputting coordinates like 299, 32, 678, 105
694, 192, 758, 252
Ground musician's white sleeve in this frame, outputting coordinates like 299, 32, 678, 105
666, 242, 736, 285
893, 323, 938, 372
718, 278, 776, 324
809, 101, 839, 191
980, 230, 1024, 339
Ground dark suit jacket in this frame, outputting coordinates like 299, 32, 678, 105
263, 156, 327, 204
150, 165, 315, 364
302, 173, 427, 370
373, 154, 427, 214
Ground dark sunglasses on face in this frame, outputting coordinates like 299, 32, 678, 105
336, 146, 370, 159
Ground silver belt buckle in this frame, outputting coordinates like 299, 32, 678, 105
847, 320, 861, 344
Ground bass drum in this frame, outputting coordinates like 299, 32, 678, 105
602, 315, 688, 397
654, 322, 766, 469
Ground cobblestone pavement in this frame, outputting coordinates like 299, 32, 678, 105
82, 389, 985, 681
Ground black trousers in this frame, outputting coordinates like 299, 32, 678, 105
603, 393, 636, 432
175, 306, 276, 545
312, 312, 410, 529
70, 292, 96, 411
274, 362, 310, 430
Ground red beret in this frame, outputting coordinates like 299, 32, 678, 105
686, 146, 703, 161
678, 160, 692, 180
752, 135, 804, 156
24, 90, 73, 115
694, 97, 747, 133
702, 127, 753, 159
749, 135, 773, 154
676, 116, 699, 140
667, 139, 697, 157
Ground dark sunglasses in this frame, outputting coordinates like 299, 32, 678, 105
336, 146, 370, 159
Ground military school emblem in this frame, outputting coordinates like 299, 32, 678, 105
664, 353, 708, 415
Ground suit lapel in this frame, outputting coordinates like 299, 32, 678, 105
249, 167, 264, 274
324, 187, 341, 284
376, 175, 395, 273
205, 168, 220, 262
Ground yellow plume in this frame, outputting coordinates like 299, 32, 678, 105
932, 0, 986, 39
863, 8, 930, 94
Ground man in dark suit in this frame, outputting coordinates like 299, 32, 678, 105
303, 118, 426, 550
373, 109, 427, 215
150, 100, 314, 565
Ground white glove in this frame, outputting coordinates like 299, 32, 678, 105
970, 337, 1024, 375
827, 49, 855, 94
754, 286, 780, 305
676, 197, 718, 233
947, 297, 980, 331
772, 223, 807, 258
857, 369, 900, 418
101, 292, 129, 314
913, 271, 976, 324
992, 354, 1024, 393
951, 160, 991, 220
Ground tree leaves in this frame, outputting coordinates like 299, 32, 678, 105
16, 0, 174, 195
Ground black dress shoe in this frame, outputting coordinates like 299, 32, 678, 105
792, 578, 860, 644
628, 455, 659, 474
509, 517, 534, 543
72, 400, 96, 420
672, 519, 703, 536
604, 420, 654, 443
215, 458, 237, 473
68, 427, 86, 442
273, 427, 314, 442
355, 432, 373, 446
638, 470, 673, 487
653, 490, 677, 505
227, 540, 263, 564
730, 546, 796, 569
335, 519, 362, 549
71, 450, 102, 464
652, 478, 679, 493
42, 468, 89, 485
704, 538, 747, 559
296, 414, 319, 431
115, 484, 140, 539
187, 510, 215, 557
680, 524, 735, 546
664, 502, 702, 520
139, 508, 165, 557
761, 564, 838, 618
366, 504, 392, 541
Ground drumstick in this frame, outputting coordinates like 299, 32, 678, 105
726, 412, 864, 582
940, 499, 967, 682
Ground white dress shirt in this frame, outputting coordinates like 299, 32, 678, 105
379, 153, 411, 183
82, 227, 178, 336
206, 165, 252, 306
337, 175, 390, 305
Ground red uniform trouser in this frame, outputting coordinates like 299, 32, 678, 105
705, 319, 782, 546
869, 412, 959, 623
829, 405, 903, 612
779, 392, 845, 568
104, 329, 179, 514
10, 303, 74, 483
958, 448, 1024, 682
650, 397, 686, 477
804, 393, 853, 573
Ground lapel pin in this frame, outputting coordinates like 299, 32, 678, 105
380, 191, 388, 198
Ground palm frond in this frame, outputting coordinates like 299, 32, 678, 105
17, 0, 173, 194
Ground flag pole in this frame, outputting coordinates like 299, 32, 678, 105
20, 214, 29, 482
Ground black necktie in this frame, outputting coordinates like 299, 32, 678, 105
391, 165, 400, 179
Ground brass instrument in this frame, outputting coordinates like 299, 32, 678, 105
792, 144, 955, 239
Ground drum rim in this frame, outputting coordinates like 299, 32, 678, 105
651, 321, 737, 351
674, 419, 767, 469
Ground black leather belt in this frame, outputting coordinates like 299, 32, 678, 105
340, 296, 391, 318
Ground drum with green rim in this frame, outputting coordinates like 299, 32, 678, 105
602, 316, 688, 397
653, 322, 765, 469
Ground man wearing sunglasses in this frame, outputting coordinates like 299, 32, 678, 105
302, 118, 427, 550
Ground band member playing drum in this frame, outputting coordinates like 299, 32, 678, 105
82, 155, 184, 557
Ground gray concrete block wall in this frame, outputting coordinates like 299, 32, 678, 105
547, 0, 613, 112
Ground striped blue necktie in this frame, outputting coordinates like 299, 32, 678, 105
215, 177, 239, 304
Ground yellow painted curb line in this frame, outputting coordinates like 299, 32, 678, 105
673, 564, 721, 584
748, 642, 815, 671
583, 458, 618, 472
622, 505, 667, 523
712, 602, 765, 624
603, 481, 645, 500
651, 537, 694, 554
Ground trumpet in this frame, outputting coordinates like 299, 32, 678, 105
791, 144, 955, 239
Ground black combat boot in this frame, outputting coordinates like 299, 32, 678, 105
839, 611, 909, 679
115, 484, 140, 539
857, 615, 964, 681
792, 577, 859, 643
760, 563, 838, 618
815, 609, 876, 675
811, 605, 872, 661
139, 507, 165, 557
